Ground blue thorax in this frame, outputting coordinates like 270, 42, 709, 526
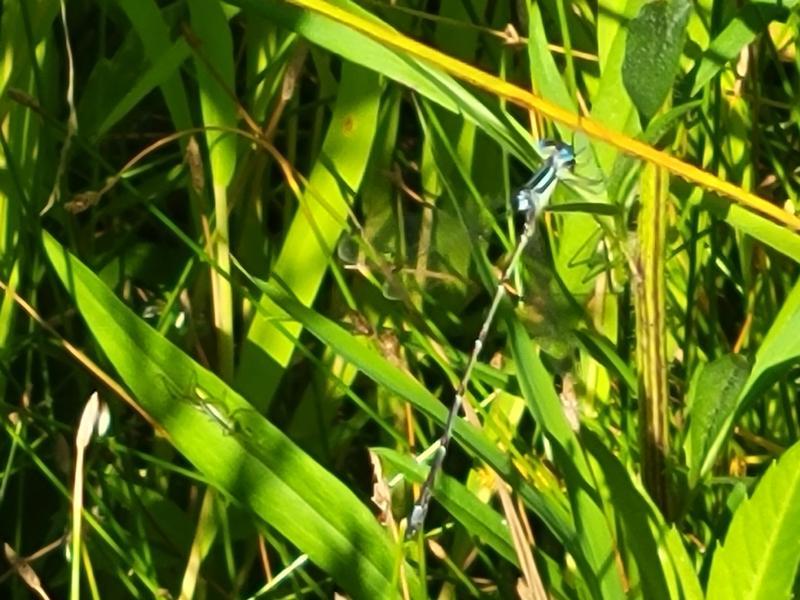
514, 140, 576, 216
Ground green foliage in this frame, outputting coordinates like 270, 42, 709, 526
622, 0, 692, 119
42, 230, 417, 599
1, 0, 799, 598
706, 440, 800, 599
686, 353, 751, 486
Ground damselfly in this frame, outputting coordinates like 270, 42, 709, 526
406, 139, 577, 538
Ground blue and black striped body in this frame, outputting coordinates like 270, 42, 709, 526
514, 140, 576, 217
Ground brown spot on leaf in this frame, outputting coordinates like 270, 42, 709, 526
342, 115, 354, 135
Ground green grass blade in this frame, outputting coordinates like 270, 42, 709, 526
699, 277, 800, 480
507, 318, 626, 599
227, 0, 540, 166
236, 266, 582, 550
41, 229, 420, 600
691, 2, 795, 95
236, 62, 381, 409
590, 1, 642, 175
574, 329, 638, 395
0, 0, 59, 100
583, 431, 671, 600
700, 191, 800, 262
526, 0, 577, 140
117, 0, 193, 131
187, 0, 238, 380
89, 38, 191, 138
743, 277, 800, 399
374, 448, 519, 566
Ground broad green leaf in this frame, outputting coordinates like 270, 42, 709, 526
41, 230, 420, 600
706, 440, 800, 600
685, 354, 751, 485
623, 0, 693, 119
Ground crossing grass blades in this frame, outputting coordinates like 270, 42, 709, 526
406, 139, 578, 538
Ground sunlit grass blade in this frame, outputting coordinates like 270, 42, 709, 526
237, 63, 382, 409
41, 229, 420, 599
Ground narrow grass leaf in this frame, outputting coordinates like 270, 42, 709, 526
374, 448, 518, 567
583, 431, 671, 600
229, 0, 538, 165
691, 2, 795, 96
507, 318, 626, 599
574, 329, 638, 395
117, 0, 193, 131
236, 267, 583, 552
187, 0, 239, 383
526, 0, 577, 140
259, 0, 800, 230
236, 63, 381, 409
698, 189, 800, 261
739, 276, 800, 403
41, 230, 419, 600
698, 277, 800, 480
596, 0, 635, 69
94, 39, 191, 137
606, 100, 702, 202
662, 526, 705, 600
0, 0, 59, 99
187, 0, 237, 186
590, 2, 641, 176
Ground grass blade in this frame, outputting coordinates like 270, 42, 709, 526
41, 230, 420, 599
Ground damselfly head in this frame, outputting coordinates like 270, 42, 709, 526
536, 139, 574, 157
537, 139, 576, 173
556, 145, 577, 172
